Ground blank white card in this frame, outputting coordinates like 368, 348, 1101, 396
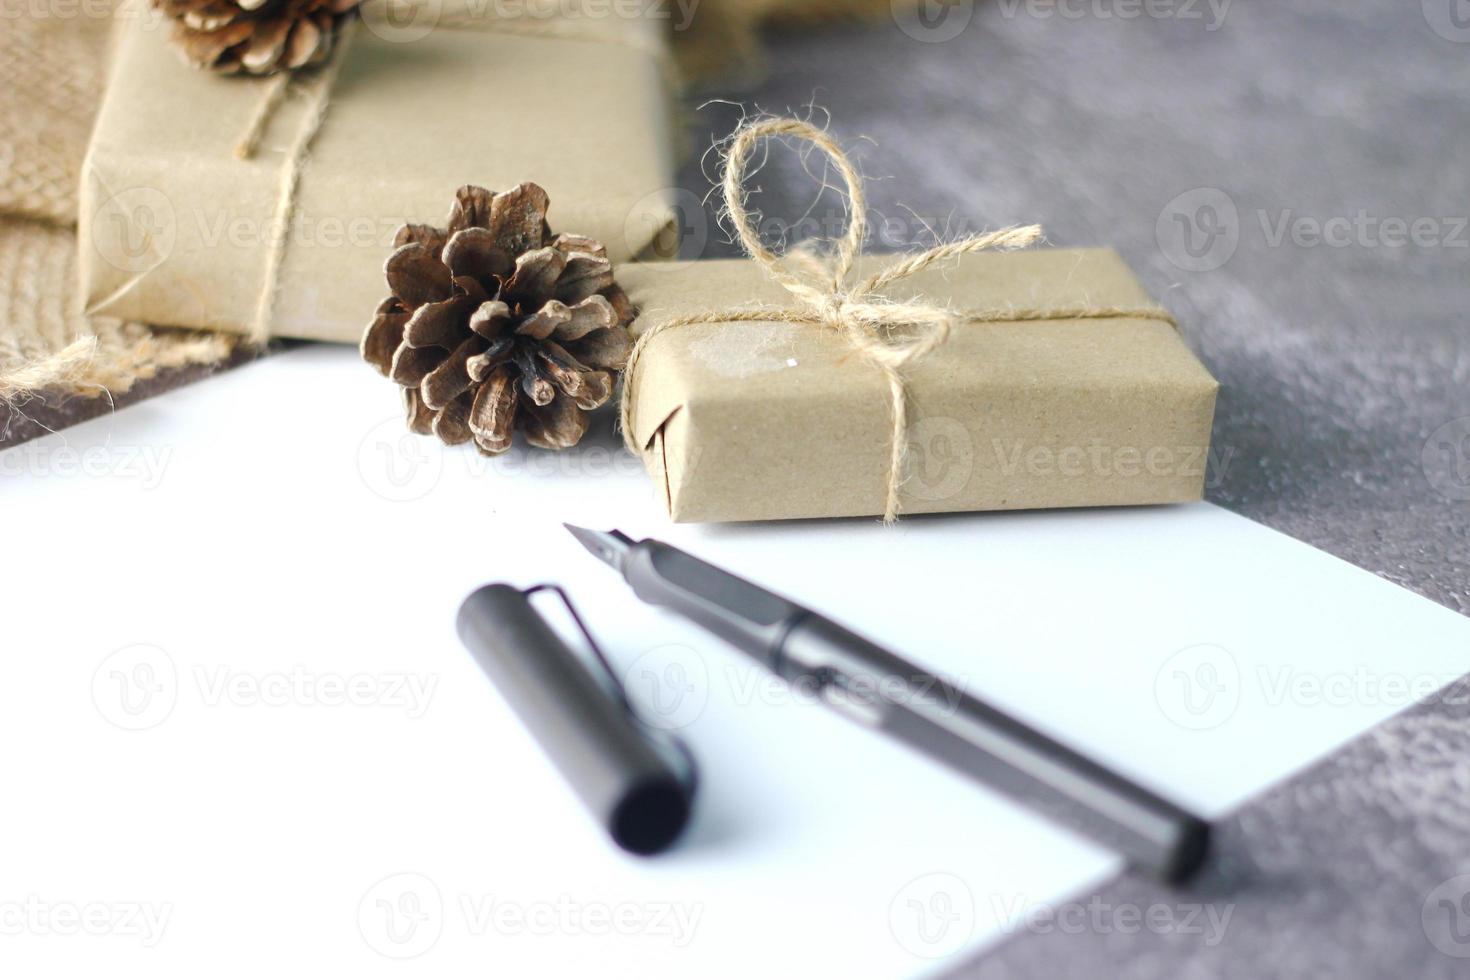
2, 346, 1466, 979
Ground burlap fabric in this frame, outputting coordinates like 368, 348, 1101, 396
0, 7, 232, 406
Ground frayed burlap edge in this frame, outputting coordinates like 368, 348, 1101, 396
0, 7, 235, 408
0, 217, 235, 405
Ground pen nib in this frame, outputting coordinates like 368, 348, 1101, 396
563, 524, 636, 572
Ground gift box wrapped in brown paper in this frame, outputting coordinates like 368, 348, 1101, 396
79, 0, 680, 343
618, 248, 1219, 523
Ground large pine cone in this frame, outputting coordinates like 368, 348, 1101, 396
152, 0, 361, 75
361, 184, 636, 455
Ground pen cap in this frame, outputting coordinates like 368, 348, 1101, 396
456, 584, 694, 856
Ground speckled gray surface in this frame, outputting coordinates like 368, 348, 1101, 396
4, 1, 1468, 975
675, 2, 1469, 977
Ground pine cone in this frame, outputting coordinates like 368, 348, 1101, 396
152, 0, 362, 76
361, 184, 636, 455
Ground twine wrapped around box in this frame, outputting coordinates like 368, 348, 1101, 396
619, 118, 1186, 522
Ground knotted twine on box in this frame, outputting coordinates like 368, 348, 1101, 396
618, 117, 1179, 523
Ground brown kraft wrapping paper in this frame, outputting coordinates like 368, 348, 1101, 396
79, 0, 680, 343
619, 248, 1219, 523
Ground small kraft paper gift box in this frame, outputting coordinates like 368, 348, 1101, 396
619, 248, 1219, 523
615, 117, 1219, 525
80, 0, 680, 343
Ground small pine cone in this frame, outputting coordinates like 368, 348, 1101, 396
152, 0, 362, 76
361, 183, 636, 456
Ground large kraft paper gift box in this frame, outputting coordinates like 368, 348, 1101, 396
619, 248, 1219, 523
79, 0, 679, 343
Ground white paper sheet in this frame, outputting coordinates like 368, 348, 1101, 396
2, 347, 1467, 978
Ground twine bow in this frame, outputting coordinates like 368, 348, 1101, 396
619, 117, 1178, 522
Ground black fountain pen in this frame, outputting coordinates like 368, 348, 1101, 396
565, 525, 1210, 883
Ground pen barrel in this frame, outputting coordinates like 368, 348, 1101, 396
457, 585, 693, 856
779, 618, 1209, 882
623, 542, 806, 666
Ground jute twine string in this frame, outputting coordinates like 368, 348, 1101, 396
0, 337, 95, 403
234, 18, 359, 344
618, 116, 1178, 523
